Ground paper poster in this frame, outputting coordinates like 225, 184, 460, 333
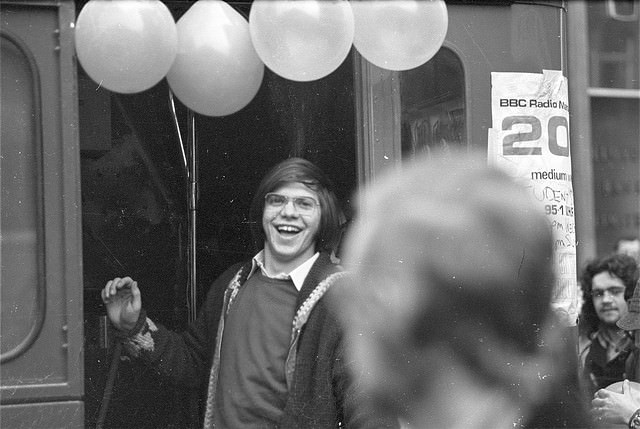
488, 70, 578, 327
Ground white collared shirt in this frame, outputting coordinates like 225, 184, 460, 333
250, 250, 320, 291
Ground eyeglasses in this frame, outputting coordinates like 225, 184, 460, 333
264, 193, 319, 214
591, 287, 626, 299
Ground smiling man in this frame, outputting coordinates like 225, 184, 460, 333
101, 158, 396, 428
578, 253, 639, 396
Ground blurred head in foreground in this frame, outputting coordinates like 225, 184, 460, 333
333, 153, 560, 428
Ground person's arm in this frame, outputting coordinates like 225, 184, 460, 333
100, 266, 239, 387
592, 379, 640, 427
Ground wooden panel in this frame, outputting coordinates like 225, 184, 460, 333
1, 401, 83, 429
0, 0, 83, 411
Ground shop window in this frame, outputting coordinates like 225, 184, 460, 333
400, 48, 466, 159
354, 47, 466, 182
587, 0, 639, 253
588, 1, 639, 89
591, 97, 640, 249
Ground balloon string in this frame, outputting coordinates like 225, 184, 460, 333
168, 88, 188, 176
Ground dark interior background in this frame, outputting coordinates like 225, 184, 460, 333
78, 2, 357, 427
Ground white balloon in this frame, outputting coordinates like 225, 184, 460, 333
250, 0, 354, 82
351, 0, 448, 71
167, 0, 264, 116
75, 0, 177, 93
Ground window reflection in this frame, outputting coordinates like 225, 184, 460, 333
400, 48, 466, 159
591, 97, 640, 248
588, 1, 639, 89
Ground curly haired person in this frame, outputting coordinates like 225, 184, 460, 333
578, 253, 639, 396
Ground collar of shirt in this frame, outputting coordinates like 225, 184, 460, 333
594, 328, 633, 362
249, 250, 320, 291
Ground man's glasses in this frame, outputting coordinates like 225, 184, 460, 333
591, 286, 626, 299
264, 193, 319, 214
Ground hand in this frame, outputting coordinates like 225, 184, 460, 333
592, 379, 640, 425
101, 277, 142, 332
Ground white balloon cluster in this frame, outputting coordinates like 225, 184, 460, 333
75, 0, 448, 117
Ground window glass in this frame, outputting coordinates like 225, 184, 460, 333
400, 48, 466, 159
0, 36, 41, 353
591, 97, 640, 251
587, 0, 640, 254
588, 1, 639, 89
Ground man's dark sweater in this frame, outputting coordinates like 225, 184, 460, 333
121, 252, 397, 428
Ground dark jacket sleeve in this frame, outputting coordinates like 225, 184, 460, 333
126, 263, 242, 387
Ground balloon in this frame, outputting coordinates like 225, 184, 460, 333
249, 0, 354, 82
351, 0, 448, 71
167, 0, 264, 116
75, 0, 177, 93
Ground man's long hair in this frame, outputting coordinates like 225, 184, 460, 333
248, 157, 342, 254
578, 253, 639, 336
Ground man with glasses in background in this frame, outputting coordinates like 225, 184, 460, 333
101, 157, 396, 428
579, 253, 639, 397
